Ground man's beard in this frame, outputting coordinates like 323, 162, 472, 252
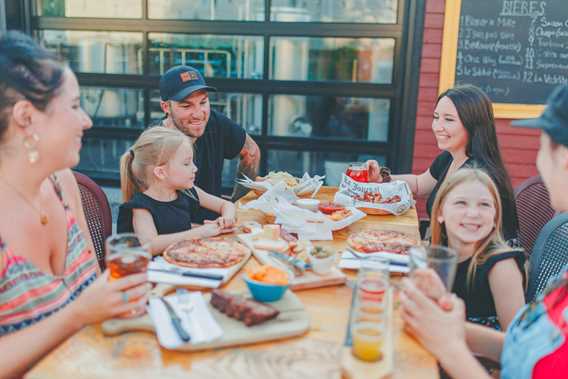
169, 112, 204, 139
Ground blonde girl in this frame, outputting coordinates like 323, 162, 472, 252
430, 168, 525, 329
117, 127, 236, 255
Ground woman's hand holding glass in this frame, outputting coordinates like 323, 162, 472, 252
400, 270, 466, 358
366, 160, 383, 183
70, 271, 149, 326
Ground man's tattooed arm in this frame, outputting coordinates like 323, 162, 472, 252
231, 134, 261, 202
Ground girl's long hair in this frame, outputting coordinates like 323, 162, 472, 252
120, 126, 188, 202
430, 168, 523, 289
437, 85, 518, 239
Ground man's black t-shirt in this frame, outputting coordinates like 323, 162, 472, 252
164, 109, 246, 222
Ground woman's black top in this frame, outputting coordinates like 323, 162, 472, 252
452, 249, 526, 329
427, 151, 517, 241
117, 188, 200, 235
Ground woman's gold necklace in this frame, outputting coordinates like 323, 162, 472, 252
0, 177, 48, 226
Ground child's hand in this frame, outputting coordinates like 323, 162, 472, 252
221, 202, 237, 228
197, 222, 223, 238
204, 218, 235, 235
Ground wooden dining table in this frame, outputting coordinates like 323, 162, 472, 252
25, 187, 438, 379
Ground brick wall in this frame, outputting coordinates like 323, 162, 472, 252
411, 0, 540, 218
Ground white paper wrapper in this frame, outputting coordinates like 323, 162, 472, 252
334, 174, 415, 216
236, 172, 324, 197
242, 184, 365, 240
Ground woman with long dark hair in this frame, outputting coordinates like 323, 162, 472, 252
400, 85, 568, 378
368, 85, 518, 241
0, 31, 148, 378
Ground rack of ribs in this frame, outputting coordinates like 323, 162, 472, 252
210, 290, 280, 326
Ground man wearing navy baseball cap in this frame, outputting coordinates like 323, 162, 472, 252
159, 65, 260, 222
512, 84, 568, 211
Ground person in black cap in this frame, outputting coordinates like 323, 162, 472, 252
396, 84, 568, 379
159, 65, 260, 222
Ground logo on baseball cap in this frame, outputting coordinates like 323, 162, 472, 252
159, 65, 216, 101
512, 84, 568, 147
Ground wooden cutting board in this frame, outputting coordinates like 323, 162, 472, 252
238, 234, 347, 290
101, 290, 310, 352
341, 288, 395, 379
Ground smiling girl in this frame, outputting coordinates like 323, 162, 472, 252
117, 127, 236, 255
430, 168, 526, 330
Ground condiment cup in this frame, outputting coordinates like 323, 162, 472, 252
308, 247, 336, 275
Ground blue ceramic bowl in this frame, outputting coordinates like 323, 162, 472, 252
243, 275, 289, 302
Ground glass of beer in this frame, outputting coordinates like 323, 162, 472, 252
345, 162, 369, 183
105, 233, 151, 318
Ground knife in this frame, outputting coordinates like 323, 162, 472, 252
341, 257, 408, 267
268, 252, 309, 275
148, 268, 223, 281
159, 297, 191, 343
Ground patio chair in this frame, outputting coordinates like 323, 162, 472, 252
514, 175, 556, 258
526, 212, 568, 302
73, 171, 113, 270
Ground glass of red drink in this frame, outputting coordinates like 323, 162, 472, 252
105, 233, 151, 318
346, 162, 369, 182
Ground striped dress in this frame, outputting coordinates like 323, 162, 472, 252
0, 176, 98, 335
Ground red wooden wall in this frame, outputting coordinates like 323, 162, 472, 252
411, 0, 541, 218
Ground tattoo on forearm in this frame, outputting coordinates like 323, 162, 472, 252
231, 135, 260, 201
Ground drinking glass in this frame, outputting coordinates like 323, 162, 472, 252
350, 258, 389, 362
105, 233, 151, 318
345, 162, 369, 183
408, 245, 458, 290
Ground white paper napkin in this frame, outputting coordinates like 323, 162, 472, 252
328, 207, 367, 231
147, 258, 225, 288
148, 292, 223, 349
338, 250, 410, 273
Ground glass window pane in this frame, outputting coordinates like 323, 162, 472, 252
222, 158, 239, 190
38, 30, 143, 74
35, 0, 142, 18
267, 150, 385, 186
149, 33, 264, 79
270, 37, 394, 83
271, 0, 397, 23
78, 136, 135, 175
148, 0, 264, 21
149, 90, 262, 135
269, 95, 390, 142
81, 87, 145, 129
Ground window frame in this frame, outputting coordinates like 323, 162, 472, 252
24, 0, 424, 189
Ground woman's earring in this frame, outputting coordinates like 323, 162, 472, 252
23, 133, 40, 164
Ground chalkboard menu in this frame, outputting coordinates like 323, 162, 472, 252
439, 0, 568, 118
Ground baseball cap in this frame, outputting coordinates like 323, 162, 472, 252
512, 85, 568, 147
159, 65, 216, 101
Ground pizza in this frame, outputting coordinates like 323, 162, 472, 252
347, 230, 417, 254
163, 237, 249, 268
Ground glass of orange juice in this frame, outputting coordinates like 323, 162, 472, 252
105, 233, 150, 318
352, 320, 385, 362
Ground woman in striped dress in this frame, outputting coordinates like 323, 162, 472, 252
0, 32, 149, 378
